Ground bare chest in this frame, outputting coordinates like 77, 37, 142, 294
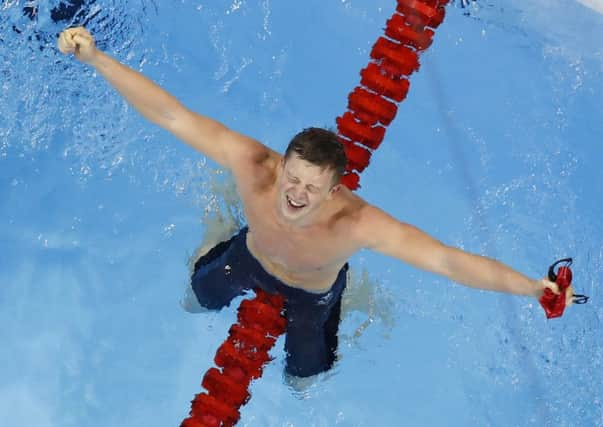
249, 218, 347, 269
243, 196, 355, 290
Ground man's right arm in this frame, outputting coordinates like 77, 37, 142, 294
57, 27, 264, 169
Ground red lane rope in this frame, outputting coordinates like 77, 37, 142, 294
340, 0, 450, 190
181, 1, 450, 425
181, 289, 286, 427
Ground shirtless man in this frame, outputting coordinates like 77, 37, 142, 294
58, 27, 568, 378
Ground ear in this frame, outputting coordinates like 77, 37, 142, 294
328, 184, 341, 198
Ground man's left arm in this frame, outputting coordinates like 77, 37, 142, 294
356, 205, 548, 298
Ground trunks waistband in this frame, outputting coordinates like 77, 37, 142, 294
234, 226, 348, 302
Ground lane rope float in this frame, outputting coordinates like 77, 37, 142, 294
180, 2, 453, 425
339, 0, 450, 190
182, 289, 286, 427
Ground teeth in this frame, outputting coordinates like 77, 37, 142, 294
287, 196, 304, 208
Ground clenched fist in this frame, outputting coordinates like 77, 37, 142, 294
57, 27, 97, 64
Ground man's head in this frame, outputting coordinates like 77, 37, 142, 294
277, 128, 347, 224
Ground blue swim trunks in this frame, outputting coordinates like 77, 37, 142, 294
190, 227, 348, 378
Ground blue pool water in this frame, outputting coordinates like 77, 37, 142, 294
1, 1, 602, 426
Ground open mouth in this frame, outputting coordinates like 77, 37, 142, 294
286, 195, 306, 209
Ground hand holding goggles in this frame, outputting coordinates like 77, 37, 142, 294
539, 258, 589, 319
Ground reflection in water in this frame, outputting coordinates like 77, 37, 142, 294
186, 169, 245, 276
341, 267, 397, 344
0, 0, 156, 178
22, 0, 97, 26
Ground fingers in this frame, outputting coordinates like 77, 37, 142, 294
57, 27, 93, 54
565, 285, 575, 307
541, 278, 560, 295
58, 28, 78, 53
539, 277, 578, 310
73, 33, 93, 47
549, 282, 561, 295
57, 31, 74, 54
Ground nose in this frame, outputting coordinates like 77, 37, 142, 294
289, 185, 305, 200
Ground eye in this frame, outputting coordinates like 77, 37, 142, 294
307, 185, 319, 194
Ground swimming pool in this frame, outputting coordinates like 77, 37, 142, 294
1, 0, 602, 425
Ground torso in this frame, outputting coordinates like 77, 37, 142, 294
231, 148, 366, 292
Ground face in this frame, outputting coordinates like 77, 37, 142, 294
277, 154, 339, 225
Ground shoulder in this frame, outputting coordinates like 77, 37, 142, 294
230, 141, 281, 193
226, 132, 277, 166
334, 195, 401, 248
328, 188, 371, 234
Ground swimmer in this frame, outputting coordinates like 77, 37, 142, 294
57, 27, 575, 378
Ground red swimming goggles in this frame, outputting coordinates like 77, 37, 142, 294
539, 258, 589, 319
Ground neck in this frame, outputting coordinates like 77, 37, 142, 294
275, 206, 318, 230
